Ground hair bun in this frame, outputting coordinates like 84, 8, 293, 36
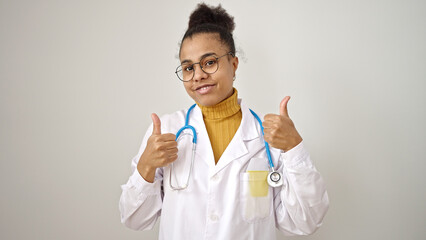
188, 3, 235, 33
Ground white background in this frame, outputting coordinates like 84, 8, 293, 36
1, 0, 425, 239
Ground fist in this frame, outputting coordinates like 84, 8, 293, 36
137, 113, 178, 182
262, 96, 303, 151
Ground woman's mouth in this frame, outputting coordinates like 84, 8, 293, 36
195, 84, 215, 94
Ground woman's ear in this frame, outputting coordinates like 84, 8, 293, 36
232, 56, 239, 73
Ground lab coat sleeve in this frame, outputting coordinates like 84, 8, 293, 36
119, 124, 164, 231
273, 141, 329, 235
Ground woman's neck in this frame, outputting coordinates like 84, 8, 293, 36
197, 88, 240, 120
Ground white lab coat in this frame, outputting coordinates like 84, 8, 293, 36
119, 99, 329, 240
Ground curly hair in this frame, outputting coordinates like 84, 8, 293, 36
180, 3, 236, 55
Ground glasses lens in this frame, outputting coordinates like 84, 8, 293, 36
176, 65, 190, 81
176, 66, 184, 81
201, 56, 218, 74
176, 64, 194, 81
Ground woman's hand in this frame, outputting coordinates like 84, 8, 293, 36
137, 113, 178, 183
262, 96, 303, 152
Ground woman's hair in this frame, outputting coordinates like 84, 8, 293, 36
180, 3, 236, 55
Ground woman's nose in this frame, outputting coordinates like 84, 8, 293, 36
192, 64, 208, 82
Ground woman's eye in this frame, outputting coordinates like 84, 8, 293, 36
205, 60, 216, 66
184, 66, 193, 72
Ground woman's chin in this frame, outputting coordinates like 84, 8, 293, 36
194, 96, 220, 107
197, 100, 217, 107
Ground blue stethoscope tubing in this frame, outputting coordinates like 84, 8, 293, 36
249, 109, 284, 188
171, 104, 283, 190
175, 104, 198, 144
249, 109, 274, 170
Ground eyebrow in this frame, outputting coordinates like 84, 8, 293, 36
181, 52, 217, 64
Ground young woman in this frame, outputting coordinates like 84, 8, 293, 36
119, 3, 328, 239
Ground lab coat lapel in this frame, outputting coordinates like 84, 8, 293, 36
190, 105, 216, 170
209, 100, 262, 177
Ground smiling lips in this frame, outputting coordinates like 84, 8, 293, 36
195, 84, 215, 94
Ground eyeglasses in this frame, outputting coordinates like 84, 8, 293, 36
175, 52, 234, 82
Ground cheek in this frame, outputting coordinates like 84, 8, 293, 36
221, 67, 233, 78
183, 83, 195, 96
220, 64, 235, 82
183, 82, 190, 90
217, 71, 234, 88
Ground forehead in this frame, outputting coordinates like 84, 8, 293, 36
180, 33, 227, 61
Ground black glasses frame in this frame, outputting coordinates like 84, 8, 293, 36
175, 52, 234, 82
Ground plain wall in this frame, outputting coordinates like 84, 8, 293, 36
1, 0, 425, 239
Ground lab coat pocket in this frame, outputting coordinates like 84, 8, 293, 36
240, 171, 272, 223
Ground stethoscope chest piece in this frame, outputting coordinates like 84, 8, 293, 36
173, 105, 286, 190
267, 171, 283, 188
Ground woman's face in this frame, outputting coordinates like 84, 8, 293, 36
179, 33, 239, 107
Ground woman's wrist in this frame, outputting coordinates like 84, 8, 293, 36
137, 162, 157, 183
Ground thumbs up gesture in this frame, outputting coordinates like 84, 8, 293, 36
262, 96, 303, 151
137, 113, 178, 182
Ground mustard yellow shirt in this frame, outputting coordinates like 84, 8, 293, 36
197, 89, 242, 164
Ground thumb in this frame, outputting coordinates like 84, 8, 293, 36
151, 113, 161, 135
279, 96, 291, 117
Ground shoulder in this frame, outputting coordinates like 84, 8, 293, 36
157, 107, 188, 134
240, 99, 265, 121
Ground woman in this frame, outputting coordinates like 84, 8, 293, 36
119, 3, 328, 239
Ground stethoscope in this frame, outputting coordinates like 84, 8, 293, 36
170, 104, 284, 190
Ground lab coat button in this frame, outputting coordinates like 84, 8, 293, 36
209, 214, 219, 221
